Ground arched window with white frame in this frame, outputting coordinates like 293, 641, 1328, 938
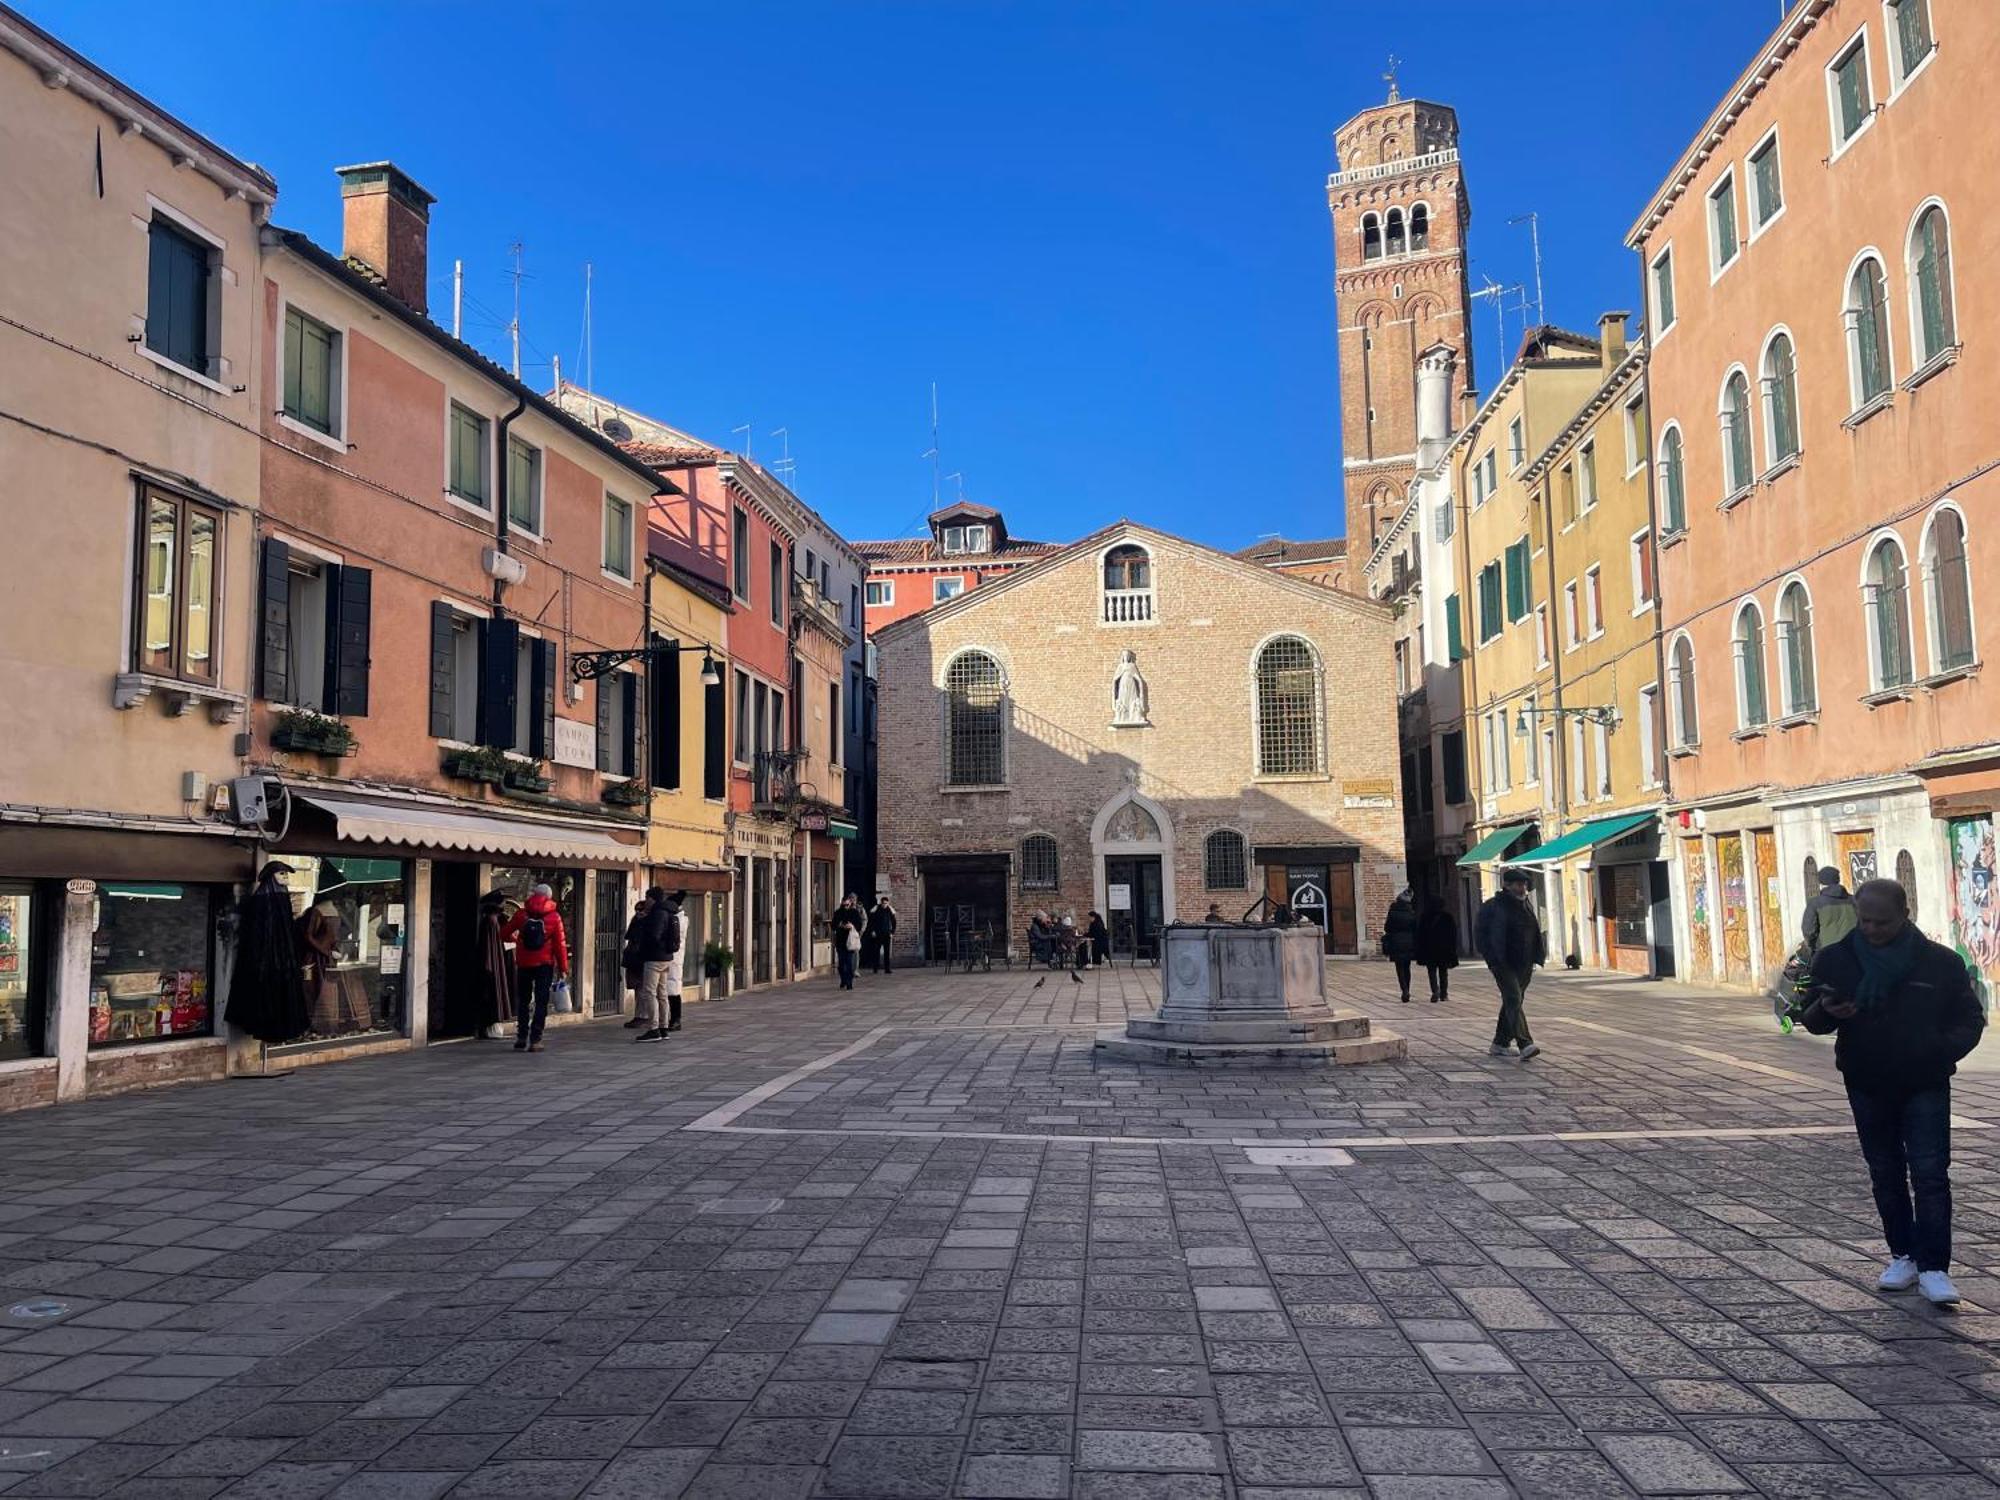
1409, 203, 1430, 251
1361, 213, 1382, 262
1776, 579, 1818, 716
1203, 830, 1248, 891
1921, 504, 1976, 673
1908, 201, 1957, 364
1253, 635, 1324, 776
1863, 534, 1915, 692
1667, 632, 1699, 749
1386, 207, 1407, 257
1101, 543, 1154, 624
1845, 252, 1894, 407
1719, 368, 1754, 495
1760, 330, 1801, 467
943, 649, 1007, 786
1733, 600, 1770, 730
1658, 423, 1687, 534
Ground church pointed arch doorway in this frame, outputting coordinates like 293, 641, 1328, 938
1092, 789, 1175, 961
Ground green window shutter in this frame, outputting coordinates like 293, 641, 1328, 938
1445, 594, 1465, 661
1839, 53, 1867, 135
1504, 540, 1531, 624
283, 309, 303, 420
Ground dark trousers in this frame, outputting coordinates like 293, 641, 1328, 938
1426, 964, 1451, 1000
866, 936, 893, 973
515, 964, 553, 1042
1392, 958, 1413, 998
1846, 1081, 1953, 1271
1489, 963, 1534, 1048
667, 989, 682, 1028
837, 948, 856, 989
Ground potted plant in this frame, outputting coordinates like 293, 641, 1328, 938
441, 745, 508, 785
272, 708, 357, 756
702, 941, 734, 981
502, 760, 554, 794
601, 779, 646, 807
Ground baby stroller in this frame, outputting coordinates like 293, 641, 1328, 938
1769, 944, 1815, 1034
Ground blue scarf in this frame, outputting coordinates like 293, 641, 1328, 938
1849, 925, 1921, 1010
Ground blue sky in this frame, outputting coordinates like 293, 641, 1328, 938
35, 1, 1779, 552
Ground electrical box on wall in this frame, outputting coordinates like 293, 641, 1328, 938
182, 772, 209, 804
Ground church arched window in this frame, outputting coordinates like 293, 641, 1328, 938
1410, 204, 1430, 251
1361, 213, 1382, 262
1386, 208, 1407, 256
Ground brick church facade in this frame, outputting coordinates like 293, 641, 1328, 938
874, 523, 1406, 964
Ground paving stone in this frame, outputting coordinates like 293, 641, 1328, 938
1225, 1427, 1360, 1486
445, 1461, 604, 1498
1077, 1430, 1224, 1472
848, 1389, 969, 1434
630, 1401, 744, 1447
820, 1435, 961, 1496
1348, 1426, 1492, 1476
957, 1453, 1069, 1499
1596, 1433, 1753, 1493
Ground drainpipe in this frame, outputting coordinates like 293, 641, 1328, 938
491, 393, 529, 613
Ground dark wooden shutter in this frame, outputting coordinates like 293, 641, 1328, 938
704, 676, 727, 799
622, 674, 639, 778
533, 639, 556, 759
481, 617, 519, 749
330, 564, 371, 716
258, 538, 290, 703
595, 673, 613, 772
428, 601, 454, 738
651, 639, 682, 789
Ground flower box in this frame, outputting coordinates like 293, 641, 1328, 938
272, 711, 357, 756
441, 747, 508, 785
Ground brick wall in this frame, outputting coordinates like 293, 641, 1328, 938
877, 528, 1406, 959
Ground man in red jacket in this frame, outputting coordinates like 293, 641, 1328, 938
502, 883, 569, 1052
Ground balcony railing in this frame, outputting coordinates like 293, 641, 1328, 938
789, 576, 847, 634
751, 750, 802, 809
1326, 148, 1459, 189
1103, 588, 1155, 625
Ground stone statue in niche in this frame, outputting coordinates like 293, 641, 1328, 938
1111, 650, 1149, 727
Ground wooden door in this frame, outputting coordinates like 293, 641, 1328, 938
1327, 863, 1358, 955
1716, 834, 1751, 984
1752, 829, 1785, 977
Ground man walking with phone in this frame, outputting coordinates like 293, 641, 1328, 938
1804, 877, 1985, 1305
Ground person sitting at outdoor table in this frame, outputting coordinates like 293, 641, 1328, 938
1086, 911, 1110, 967
1027, 911, 1054, 965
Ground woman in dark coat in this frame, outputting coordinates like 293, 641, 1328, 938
1415, 894, 1460, 1003
620, 893, 652, 1028
477, 890, 517, 1037
1086, 911, 1110, 968
1382, 889, 1421, 1003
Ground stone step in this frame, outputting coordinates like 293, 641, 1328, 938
1093, 1026, 1408, 1069
1124, 1009, 1375, 1045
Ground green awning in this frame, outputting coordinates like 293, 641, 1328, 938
1507, 811, 1657, 867
827, 819, 859, 842
1456, 823, 1535, 868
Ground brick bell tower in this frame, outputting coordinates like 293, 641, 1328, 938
1327, 78, 1476, 552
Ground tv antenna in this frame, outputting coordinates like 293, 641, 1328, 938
920, 383, 941, 509
731, 424, 753, 459
1470, 276, 1525, 364
945, 471, 965, 504
508, 241, 525, 378
1507, 213, 1546, 327
770, 427, 795, 486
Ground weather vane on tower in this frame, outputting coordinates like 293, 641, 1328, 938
1384, 54, 1401, 103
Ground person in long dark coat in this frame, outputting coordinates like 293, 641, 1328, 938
224, 865, 309, 1043
1086, 911, 1110, 968
1415, 894, 1460, 1003
476, 890, 516, 1037
1382, 889, 1420, 1003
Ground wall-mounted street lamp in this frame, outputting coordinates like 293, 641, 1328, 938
1514, 702, 1621, 737
569, 635, 724, 684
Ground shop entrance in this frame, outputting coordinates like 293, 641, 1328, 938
1104, 855, 1164, 960
920, 857, 1007, 964
593, 871, 628, 1018
1263, 860, 1357, 955
1597, 863, 1653, 975
427, 861, 483, 1040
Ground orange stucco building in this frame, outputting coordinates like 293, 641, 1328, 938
1630, 0, 2000, 989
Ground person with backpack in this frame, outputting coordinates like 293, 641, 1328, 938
636, 890, 687, 1043
621, 891, 653, 1030
501, 883, 568, 1052
866, 896, 899, 974
831, 893, 865, 990
1804, 867, 1859, 954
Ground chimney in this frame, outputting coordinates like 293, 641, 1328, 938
1598, 310, 1631, 375
335, 162, 435, 315
1415, 344, 1457, 469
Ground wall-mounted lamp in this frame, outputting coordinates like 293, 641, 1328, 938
699, 649, 721, 687
1514, 703, 1621, 737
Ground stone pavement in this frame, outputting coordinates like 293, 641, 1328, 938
0, 961, 1999, 1498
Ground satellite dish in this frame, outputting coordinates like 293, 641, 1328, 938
601, 416, 633, 442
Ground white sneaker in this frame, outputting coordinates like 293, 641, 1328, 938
1878, 1255, 1919, 1291
1489, 1044, 1511, 1057
1519, 1043, 1542, 1062
1919, 1271, 1961, 1305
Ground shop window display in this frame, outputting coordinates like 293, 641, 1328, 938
491, 867, 583, 962
0, 887, 40, 1062
89, 883, 215, 1047
272, 858, 409, 1043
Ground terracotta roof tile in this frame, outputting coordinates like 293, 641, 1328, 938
1235, 536, 1349, 565
853, 537, 1060, 565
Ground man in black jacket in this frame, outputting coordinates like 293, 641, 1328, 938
633, 887, 683, 1043
1476, 869, 1547, 1061
1804, 878, 1984, 1305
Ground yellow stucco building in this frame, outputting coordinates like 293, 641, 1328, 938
643, 556, 733, 997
